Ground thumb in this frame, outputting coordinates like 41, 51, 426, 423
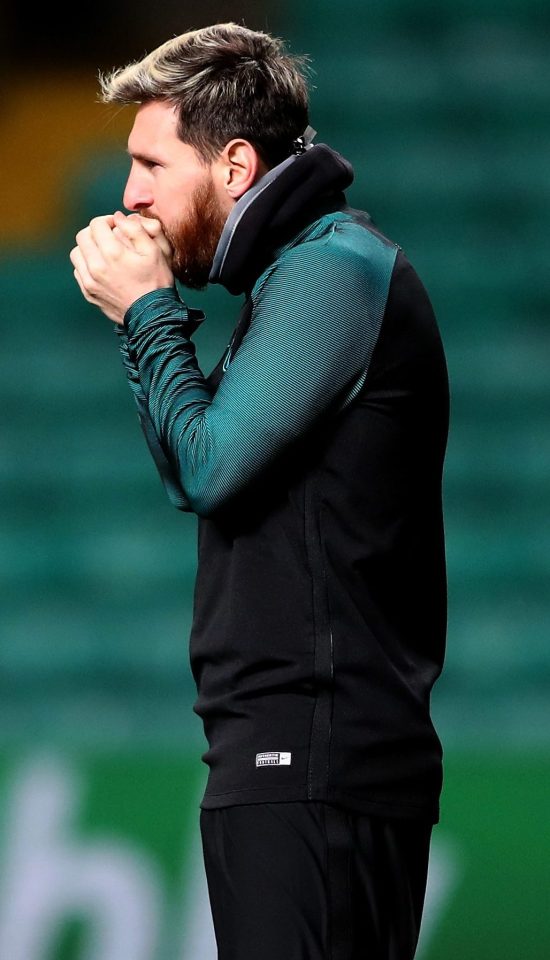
127, 214, 173, 259
110, 212, 159, 256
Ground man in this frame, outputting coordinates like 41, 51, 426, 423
70, 22, 449, 960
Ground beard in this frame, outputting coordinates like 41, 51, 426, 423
157, 175, 228, 291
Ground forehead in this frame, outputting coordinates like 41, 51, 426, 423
127, 100, 186, 155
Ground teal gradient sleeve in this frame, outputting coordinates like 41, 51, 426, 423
120, 217, 398, 516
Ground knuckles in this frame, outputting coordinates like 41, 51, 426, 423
75, 227, 89, 246
90, 214, 114, 230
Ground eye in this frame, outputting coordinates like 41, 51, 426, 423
135, 157, 161, 171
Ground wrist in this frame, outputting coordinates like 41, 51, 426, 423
123, 286, 183, 331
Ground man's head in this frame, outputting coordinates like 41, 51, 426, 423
99, 23, 311, 288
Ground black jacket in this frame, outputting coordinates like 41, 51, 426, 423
119, 143, 450, 822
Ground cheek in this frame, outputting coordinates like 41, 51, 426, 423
156, 174, 195, 219
169, 174, 209, 221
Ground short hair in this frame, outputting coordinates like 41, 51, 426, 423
99, 22, 311, 168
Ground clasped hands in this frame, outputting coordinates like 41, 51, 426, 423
70, 211, 174, 325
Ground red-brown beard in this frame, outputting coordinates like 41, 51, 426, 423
160, 175, 228, 290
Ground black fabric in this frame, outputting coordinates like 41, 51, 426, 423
199, 800, 432, 960
209, 143, 354, 295
192, 235, 449, 822
205, 297, 254, 394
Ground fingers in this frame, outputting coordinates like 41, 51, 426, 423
72, 265, 88, 300
69, 243, 98, 296
71, 217, 120, 302
112, 225, 135, 250
74, 218, 121, 283
81, 210, 173, 260
116, 211, 173, 259
109, 211, 157, 256
72, 215, 138, 295
88, 215, 125, 259
70, 210, 175, 322
127, 213, 162, 237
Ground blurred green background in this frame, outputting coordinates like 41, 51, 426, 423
1, 1, 549, 958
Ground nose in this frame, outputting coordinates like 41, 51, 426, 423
123, 168, 153, 212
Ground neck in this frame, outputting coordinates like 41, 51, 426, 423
209, 143, 354, 295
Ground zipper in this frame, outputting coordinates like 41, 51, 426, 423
304, 481, 334, 799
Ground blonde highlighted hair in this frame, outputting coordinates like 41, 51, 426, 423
99, 22, 311, 167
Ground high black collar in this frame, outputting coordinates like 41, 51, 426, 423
209, 143, 354, 296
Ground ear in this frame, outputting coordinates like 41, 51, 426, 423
218, 139, 267, 200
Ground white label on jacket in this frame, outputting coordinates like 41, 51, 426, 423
255, 752, 292, 767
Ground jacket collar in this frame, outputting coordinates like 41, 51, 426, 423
209, 143, 354, 296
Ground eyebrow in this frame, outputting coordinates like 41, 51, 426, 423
126, 148, 163, 165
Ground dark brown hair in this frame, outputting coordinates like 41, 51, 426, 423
99, 22, 311, 167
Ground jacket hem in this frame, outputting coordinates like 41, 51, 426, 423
199, 782, 439, 822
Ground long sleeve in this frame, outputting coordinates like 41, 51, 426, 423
115, 293, 205, 511
121, 222, 398, 517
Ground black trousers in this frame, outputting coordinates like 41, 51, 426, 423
199, 801, 432, 960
